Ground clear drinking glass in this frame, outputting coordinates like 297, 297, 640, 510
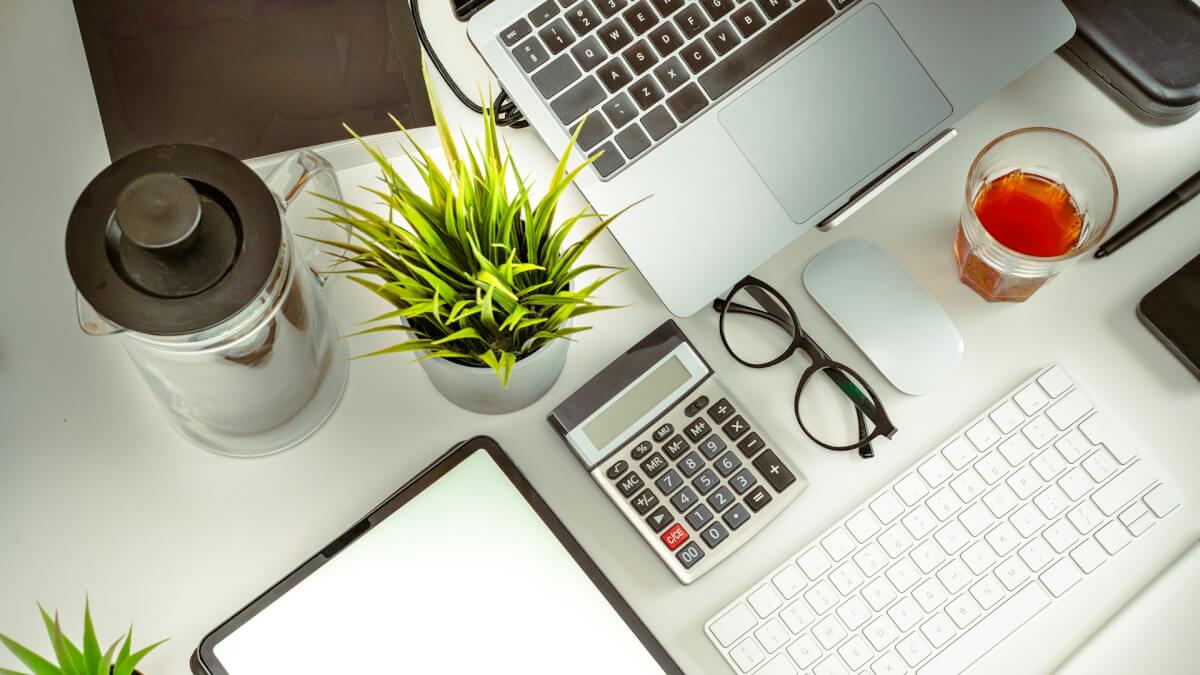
955, 128, 1118, 301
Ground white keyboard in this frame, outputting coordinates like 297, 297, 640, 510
704, 365, 1183, 675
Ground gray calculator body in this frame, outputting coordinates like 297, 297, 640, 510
549, 321, 808, 583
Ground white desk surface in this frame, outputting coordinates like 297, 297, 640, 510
2, 3, 1198, 674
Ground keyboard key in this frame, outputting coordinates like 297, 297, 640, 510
597, 57, 634, 94
539, 19, 577, 54
631, 489, 659, 513
701, 520, 730, 547
829, 560, 865, 594
1032, 447, 1068, 480
748, 583, 784, 616
984, 521, 1020, 555
699, 0, 735, 21
878, 524, 915, 557
729, 467, 757, 493
676, 540, 705, 568
918, 454, 954, 487
821, 527, 856, 561
863, 578, 898, 611
660, 522, 688, 550
772, 565, 807, 599
1037, 365, 1073, 397
921, 584, 1050, 674
787, 635, 822, 668
622, 40, 658, 74
814, 655, 850, 675
969, 574, 1005, 609
937, 558, 973, 592
662, 434, 689, 458
872, 651, 907, 674
1067, 500, 1103, 533
650, 0, 684, 17
653, 56, 688, 92
700, 0, 830, 98
501, 18, 533, 46
994, 556, 1031, 590
989, 400, 1026, 433
1144, 483, 1181, 517
614, 124, 651, 158
897, 632, 932, 667
975, 451, 1011, 484
723, 503, 751, 529
1040, 558, 1082, 596
674, 5, 710, 40
798, 548, 833, 580
616, 471, 643, 496
571, 115, 612, 151
623, 0, 657, 33
551, 76, 606, 123
566, 2, 602, 34
705, 21, 742, 56
1007, 466, 1041, 499
921, 612, 957, 648
1058, 466, 1093, 500
1070, 538, 1106, 573
926, 487, 964, 521
780, 599, 816, 632
745, 485, 772, 511
629, 75, 664, 109
708, 485, 735, 512
1096, 521, 1130, 553
813, 615, 848, 649
756, 0, 788, 20
711, 602, 757, 646
686, 503, 713, 528
528, 0, 560, 26
730, 637, 765, 671
1091, 461, 1155, 515
941, 437, 976, 469
1018, 536, 1055, 571
967, 418, 1002, 451
838, 635, 873, 669
730, 3, 766, 37
1022, 414, 1058, 448
998, 435, 1035, 466
846, 510, 881, 542
655, 467, 682, 494
1081, 447, 1117, 482
755, 618, 790, 653
592, 0, 628, 18
1034, 485, 1071, 518
902, 505, 937, 539
752, 449, 796, 492
693, 468, 720, 494
512, 37, 551, 72
698, 433, 727, 458
670, 484, 699, 511
945, 594, 982, 628
1119, 501, 1148, 526
602, 91, 636, 130
639, 105, 676, 141
982, 484, 1019, 517
1010, 503, 1046, 538
681, 39, 715, 74
950, 469, 986, 502
1047, 389, 1092, 429
895, 473, 930, 506
640, 451, 668, 477
1080, 413, 1137, 463
888, 597, 923, 631
1014, 382, 1050, 415
885, 558, 921, 592
911, 540, 946, 573
645, 505, 672, 531
913, 578, 947, 612
961, 541, 996, 574
599, 19, 634, 52
588, 141, 625, 177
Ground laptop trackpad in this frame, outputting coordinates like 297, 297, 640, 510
719, 4, 951, 225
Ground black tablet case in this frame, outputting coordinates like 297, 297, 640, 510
1139, 252, 1200, 379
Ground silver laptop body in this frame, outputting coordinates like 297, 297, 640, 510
468, 0, 1075, 316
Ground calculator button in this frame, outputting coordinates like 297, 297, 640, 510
685, 417, 713, 442
678, 451, 706, 477
701, 521, 730, 547
723, 503, 751, 530
661, 522, 689, 550
723, 415, 750, 440
631, 440, 652, 459
708, 486, 735, 512
655, 468, 683, 495
662, 434, 690, 459
729, 467, 757, 493
708, 398, 736, 423
671, 485, 700, 511
646, 506, 673, 532
640, 452, 669, 478
752, 450, 796, 492
687, 504, 715, 528
653, 423, 675, 442
737, 432, 765, 457
699, 433, 727, 459
676, 541, 706, 568
745, 485, 773, 512
617, 472, 644, 496
715, 451, 742, 477
631, 489, 660, 514
693, 469, 720, 494
606, 460, 629, 480
685, 395, 710, 417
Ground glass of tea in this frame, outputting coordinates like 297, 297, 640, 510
955, 127, 1118, 301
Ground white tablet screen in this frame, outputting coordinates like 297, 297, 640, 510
210, 448, 666, 674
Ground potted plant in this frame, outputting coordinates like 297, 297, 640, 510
318, 79, 634, 414
0, 601, 164, 675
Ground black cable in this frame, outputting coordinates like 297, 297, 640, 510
410, 0, 529, 129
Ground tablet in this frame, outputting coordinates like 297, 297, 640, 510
192, 437, 680, 675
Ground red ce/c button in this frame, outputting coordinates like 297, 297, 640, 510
661, 523, 688, 551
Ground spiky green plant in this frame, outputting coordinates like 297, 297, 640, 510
0, 601, 164, 675
315, 76, 634, 385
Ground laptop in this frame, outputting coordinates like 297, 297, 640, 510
466, 0, 1075, 315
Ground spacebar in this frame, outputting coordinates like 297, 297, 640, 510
698, 0, 834, 100
918, 584, 1051, 675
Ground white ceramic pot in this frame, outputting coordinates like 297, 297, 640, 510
416, 337, 570, 415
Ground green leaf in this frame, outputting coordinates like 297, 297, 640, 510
112, 640, 165, 675
38, 608, 81, 674
0, 633, 60, 675
80, 601, 100, 674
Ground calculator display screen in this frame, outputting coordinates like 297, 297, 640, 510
583, 356, 691, 450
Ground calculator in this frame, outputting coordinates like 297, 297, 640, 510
548, 320, 809, 583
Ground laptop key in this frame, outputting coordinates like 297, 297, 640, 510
653, 56, 689, 92
705, 21, 742, 56
648, 23, 684, 56
528, 0, 560, 26
570, 35, 607, 71
589, 141, 626, 177
731, 3, 766, 38
592, 0, 628, 18
622, 40, 659, 75
641, 105, 677, 140
551, 76, 606, 123
615, 124, 652, 159
699, 0, 736, 21
623, 0, 658, 34
512, 37, 551, 73
602, 92, 638, 128
566, 2, 602, 34
500, 18, 533, 47
698, 0, 833, 99
650, 0, 685, 18
599, 20, 634, 53
682, 40, 715, 74
756, 0, 788, 20
539, 19, 576, 55
532, 54, 582, 98
629, 75, 665, 109
597, 58, 633, 92
675, 4, 711, 39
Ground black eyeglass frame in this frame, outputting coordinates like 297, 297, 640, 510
713, 276, 897, 457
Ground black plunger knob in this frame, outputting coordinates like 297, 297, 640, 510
115, 173, 201, 250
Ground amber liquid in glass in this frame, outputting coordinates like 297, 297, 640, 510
956, 170, 1084, 301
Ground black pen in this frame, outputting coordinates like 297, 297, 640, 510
1096, 169, 1200, 259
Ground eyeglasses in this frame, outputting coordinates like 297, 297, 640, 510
712, 276, 897, 458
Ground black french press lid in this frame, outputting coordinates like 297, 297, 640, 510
66, 144, 282, 336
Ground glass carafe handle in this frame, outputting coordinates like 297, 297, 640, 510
262, 149, 348, 288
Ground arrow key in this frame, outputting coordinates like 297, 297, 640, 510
646, 505, 673, 532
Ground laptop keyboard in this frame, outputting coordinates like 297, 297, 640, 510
499, 0, 856, 179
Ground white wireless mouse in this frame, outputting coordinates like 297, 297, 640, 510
803, 239, 963, 395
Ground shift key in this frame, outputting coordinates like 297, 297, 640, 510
551, 76, 606, 124
752, 449, 795, 492
1091, 461, 1156, 515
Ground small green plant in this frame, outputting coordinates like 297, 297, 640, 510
0, 601, 164, 675
316, 76, 634, 385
